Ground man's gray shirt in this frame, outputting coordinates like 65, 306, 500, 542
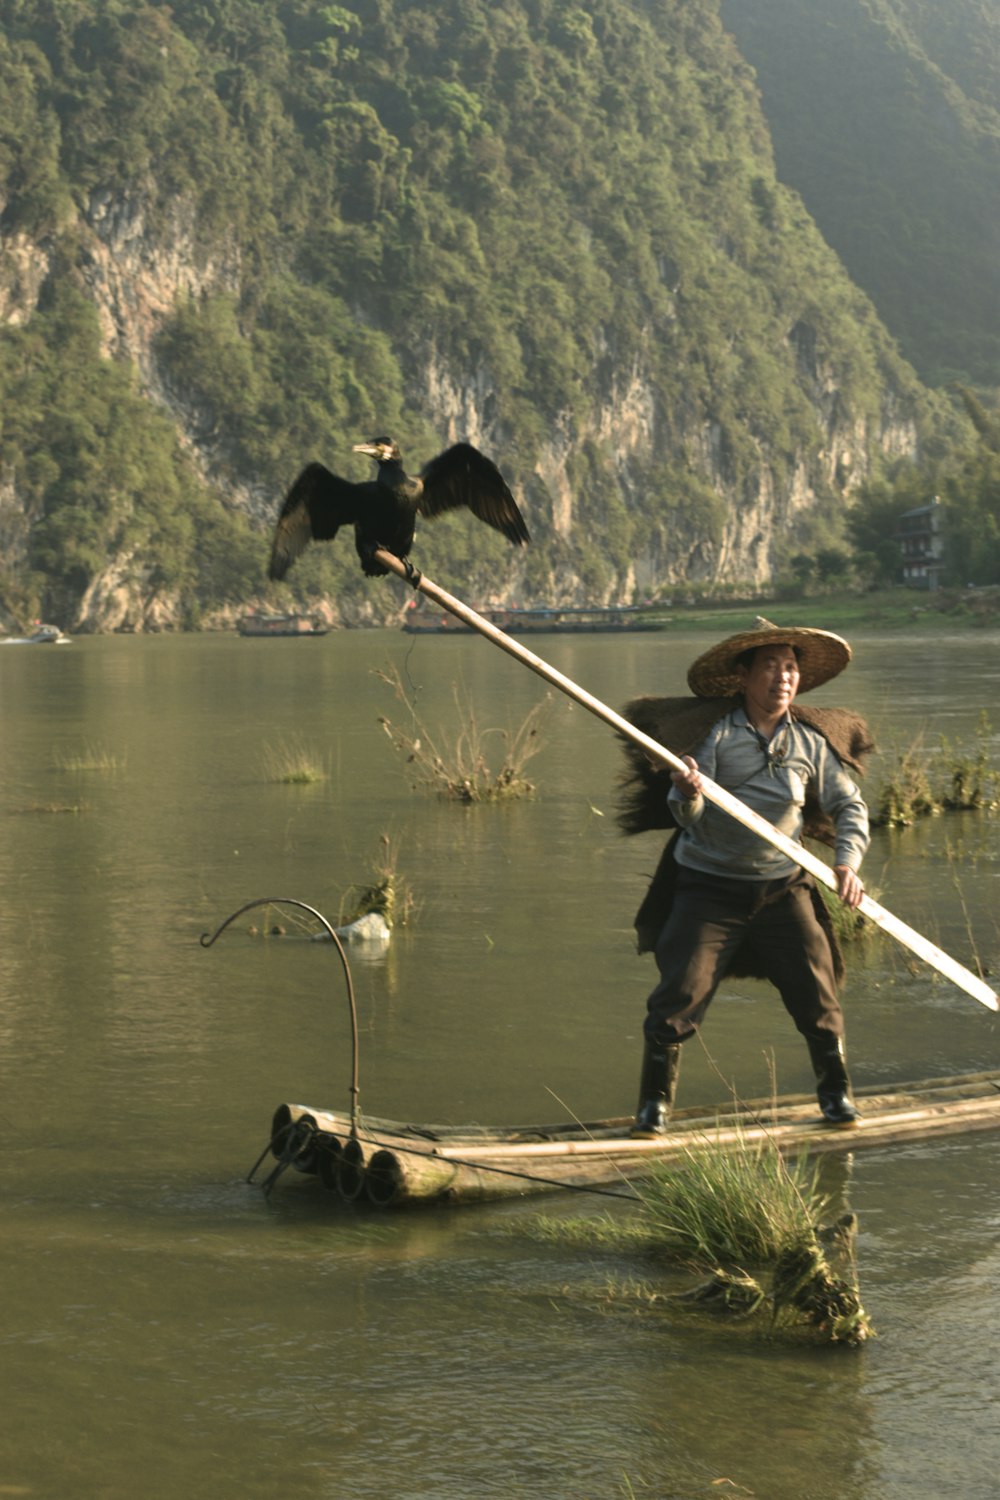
668, 707, 870, 881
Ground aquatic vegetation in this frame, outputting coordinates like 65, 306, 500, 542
637, 1130, 829, 1268
873, 714, 999, 826
376, 663, 549, 803
52, 743, 125, 773
9, 801, 89, 815
532, 1129, 874, 1345
873, 736, 937, 827
341, 833, 415, 929
769, 1227, 873, 1345
938, 714, 1000, 812
259, 735, 328, 784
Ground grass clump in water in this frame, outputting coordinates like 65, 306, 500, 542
52, 743, 126, 774
638, 1130, 827, 1267
376, 663, 548, 802
873, 736, 937, 827
10, 801, 89, 815
873, 714, 1000, 825
260, 736, 327, 784
533, 1128, 874, 1345
341, 833, 415, 929
938, 713, 1000, 811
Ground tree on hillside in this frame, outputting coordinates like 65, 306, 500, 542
846, 477, 922, 584
940, 440, 1000, 587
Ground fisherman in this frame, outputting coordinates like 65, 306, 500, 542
617, 618, 874, 1136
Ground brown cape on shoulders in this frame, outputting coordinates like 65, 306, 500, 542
615, 695, 876, 979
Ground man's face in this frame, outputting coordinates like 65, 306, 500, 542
738, 645, 800, 722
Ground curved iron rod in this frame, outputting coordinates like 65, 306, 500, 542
201, 897, 361, 1135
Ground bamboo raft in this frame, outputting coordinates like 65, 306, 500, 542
258, 1069, 1000, 1209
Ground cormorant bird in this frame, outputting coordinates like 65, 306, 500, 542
267, 437, 529, 581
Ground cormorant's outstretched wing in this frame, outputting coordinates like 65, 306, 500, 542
417, 444, 529, 546
268, 463, 361, 580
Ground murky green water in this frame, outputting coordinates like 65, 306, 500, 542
1, 626, 998, 1499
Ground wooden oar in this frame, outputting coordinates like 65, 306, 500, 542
377, 550, 999, 1012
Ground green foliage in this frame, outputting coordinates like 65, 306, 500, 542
721, 0, 1000, 387
846, 476, 921, 584
872, 716, 1000, 826
844, 392, 1000, 588
940, 445, 1000, 587
0, 0, 967, 626
258, 735, 328, 784
638, 1131, 830, 1269
0, 281, 262, 622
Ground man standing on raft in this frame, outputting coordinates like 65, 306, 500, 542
617, 618, 873, 1137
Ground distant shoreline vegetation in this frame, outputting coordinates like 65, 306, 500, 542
390, 584, 1000, 640
29, 583, 1000, 639
537, 584, 1000, 637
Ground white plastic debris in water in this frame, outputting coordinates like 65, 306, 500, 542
313, 911, 391, 944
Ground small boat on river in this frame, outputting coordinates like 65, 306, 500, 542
258, 1069, 1000, 1209
1, 623, 71, 645
402, 604, 661, 635
237, 612, 328, 637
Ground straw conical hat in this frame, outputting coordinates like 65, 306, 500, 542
687, 617, 851, 697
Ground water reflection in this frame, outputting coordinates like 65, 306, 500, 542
1, 629, 999, 1499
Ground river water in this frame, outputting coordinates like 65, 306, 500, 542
1, 625, 998, 1500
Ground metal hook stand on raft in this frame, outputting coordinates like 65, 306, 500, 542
245, 1112, 322, 1197
200, 897, 362, 1191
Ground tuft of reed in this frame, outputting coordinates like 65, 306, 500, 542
9, 801, 89, 815
375, 663, 549, 802
873, 714, 1000, 826
532, 1126, 874, 1344
637, 1128, 830, 1268
259, 735, 328, 784
341, 833, 415, 928
873, 736, 936, 827
52, 743, 126, 774
937, 712, 1000, 811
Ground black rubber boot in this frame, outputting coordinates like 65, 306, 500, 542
630, 1042, 682, 1138
807, 1035, 860, 1128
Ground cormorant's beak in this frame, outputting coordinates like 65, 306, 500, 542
352, 443, 379, 456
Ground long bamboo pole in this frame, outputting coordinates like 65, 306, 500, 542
378, 550, 999, 1012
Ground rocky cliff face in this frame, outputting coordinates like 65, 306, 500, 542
0, 0, 948, 634
1, 181, 922, 630
414, 329, 919, 604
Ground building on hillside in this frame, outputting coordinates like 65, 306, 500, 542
895, 496, 945, 590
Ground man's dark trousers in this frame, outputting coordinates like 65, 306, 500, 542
644, 867, 844, 1048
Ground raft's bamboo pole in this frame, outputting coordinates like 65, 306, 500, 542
274, 1071, 1000, 1206
377, 550, 999, 1013
316, 1135, 343, 1191
433, 1092, 1000, 1160
336, 1137, 369, 1201
355, 1096, 1000, 1206
276, 1070, 1000, 1154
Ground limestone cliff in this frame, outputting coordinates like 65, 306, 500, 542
0, 0, 952, 632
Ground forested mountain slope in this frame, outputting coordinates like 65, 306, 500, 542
0, 0, 957, 631
720, 0, 1000, 389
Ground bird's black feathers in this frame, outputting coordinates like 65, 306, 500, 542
416, 442, 529, 546
268, 463, 360, 581
267, 438, 528, 581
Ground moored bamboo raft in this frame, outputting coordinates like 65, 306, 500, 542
259, 1071, 1000, 1209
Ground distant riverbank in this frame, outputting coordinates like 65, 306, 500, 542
641, 585, 1000, 635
